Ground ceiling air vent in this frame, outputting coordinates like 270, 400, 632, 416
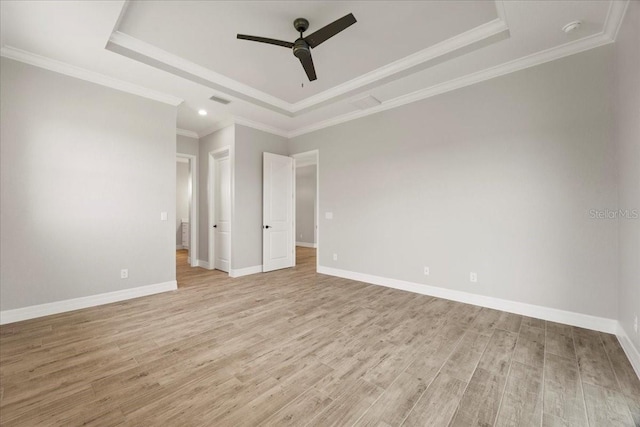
350, 95, 381, 110
209, 95, 231, 105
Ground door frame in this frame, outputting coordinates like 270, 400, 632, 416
176, 153, 198, 268
291, 150, 319, 270
208, 146, 233, 272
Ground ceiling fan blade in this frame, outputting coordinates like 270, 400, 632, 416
304, 13, 356, 48
237, 34, 294, 49
299, 54, 317, 81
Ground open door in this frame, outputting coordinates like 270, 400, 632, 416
263, 152, 294, 272
209, 147, 231, 272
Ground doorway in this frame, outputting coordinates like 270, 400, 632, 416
291, 150, 319, 269
176, 154, 197, 268
209, 147, 232, 273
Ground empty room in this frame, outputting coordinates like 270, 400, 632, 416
1, 0, 639, 426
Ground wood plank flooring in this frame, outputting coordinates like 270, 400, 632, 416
1, 247, 638, 426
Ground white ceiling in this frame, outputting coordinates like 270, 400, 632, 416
0, 1, 629, 139
118, 1, 498, 104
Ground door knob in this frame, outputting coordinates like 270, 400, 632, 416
264, 225, 271, 229
213, 225, 217, 228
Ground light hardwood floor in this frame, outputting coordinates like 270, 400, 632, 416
1, 247, 638, 426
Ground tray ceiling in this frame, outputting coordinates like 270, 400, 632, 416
0, 1, 627, 137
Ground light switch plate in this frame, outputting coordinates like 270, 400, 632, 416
160, 212, 168, 221
325, 212, 333, 220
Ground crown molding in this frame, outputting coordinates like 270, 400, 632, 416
603, 0, 630, 41
233, 117, 290, 138
176, 128, 199, 138
3, 1, 626, 143
288, 8, 626, 139
150, 0, 633, 142
0, 45, 183, 106
107, 31, 291, 113
290, 15, 509, 112
108, 0, 508, 116
198, 116, 290, 139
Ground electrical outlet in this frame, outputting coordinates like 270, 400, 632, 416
120, 269, 128, 279
634, 315, 638, 334
470, 272, 478, 283
333, 253, 338, 261
424, 266, 430, 276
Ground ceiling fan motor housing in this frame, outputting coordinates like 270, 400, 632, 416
294, 18, 309, 33
293, 39, 311, 58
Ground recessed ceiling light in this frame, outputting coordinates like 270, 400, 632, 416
198, 109, 207, 116
562, 21, 582, 34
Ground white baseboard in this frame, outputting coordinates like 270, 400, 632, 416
0, 281, 177, 325
617, 323, 640, 379
296, 242, 317, 248
230, 265, 263, 278
317, 266, 618, 334
197, 260, 211, 269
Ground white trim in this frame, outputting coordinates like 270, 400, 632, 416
229, 265, 263, 278
108, 3, 508, 115
291, 150, 320, 271
286, 1, 628, 138
176, 128, 199, 139
290, 16, 508, 112
603, 0, 630, 41
0, 281, 177, 325
617, 323, 640, 379
295, 159, 317, 168
108, 31, 291, 112
199, 118, 288, 139
317, 266, 618, 334
288, 32, 618, 138
196, 260, 211, 269
226, 11, 628, 141
292, 157, 297, 269
296, 242, 317, 248
233, 117, 289, 138
0, 46, 183, 106
109, 0, 131, 39
494, 0, 509, 24
176, 153, 198, 267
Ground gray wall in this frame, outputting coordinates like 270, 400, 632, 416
198, 125, 234, 264
296, 165, 317, 245
290, 46, 618, 319
176, 161, 190, 246
234, 125, 289, 269
614, 1, 640, 350
177, 135, 198, 157
0, 58, 177, 311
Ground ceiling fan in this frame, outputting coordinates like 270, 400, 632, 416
237, 13, 357, 82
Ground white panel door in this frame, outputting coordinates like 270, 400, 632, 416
263, 153, 294, 272
214, 156, 231, 272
